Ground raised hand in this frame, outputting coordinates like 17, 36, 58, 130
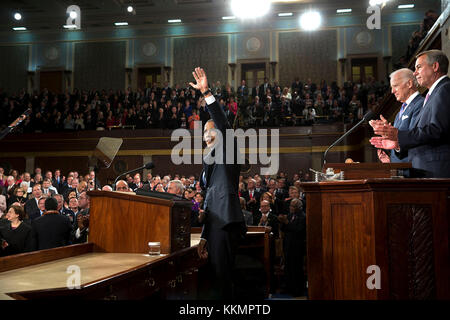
372, 121, 398, 141
189, 67, 209, 93
369, 114, 389, 129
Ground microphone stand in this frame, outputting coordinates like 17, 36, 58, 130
0, 109, 31, 141
113, 163, 153, 190
322, 113, 373, 170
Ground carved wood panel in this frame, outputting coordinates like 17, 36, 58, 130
387, 204, 436, 299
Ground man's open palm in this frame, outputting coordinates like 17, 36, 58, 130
189, 67, 208, 92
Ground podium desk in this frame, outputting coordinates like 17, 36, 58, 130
301, 178, 450, 300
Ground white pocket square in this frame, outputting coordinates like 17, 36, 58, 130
402, 114, 409, 121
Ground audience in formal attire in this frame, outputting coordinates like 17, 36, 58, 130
0, 205, 34, 256
1, 163, 313, 297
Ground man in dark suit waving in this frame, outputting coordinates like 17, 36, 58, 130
190, 67, 246, 299
371, 50, 450, 178
375, 68, 423, 164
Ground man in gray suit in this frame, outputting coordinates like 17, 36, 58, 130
371, 50, 450, 178
375, 68, 423, 163
190, 67, 246, 299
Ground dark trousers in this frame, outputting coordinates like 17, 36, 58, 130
198, 222, 244, 300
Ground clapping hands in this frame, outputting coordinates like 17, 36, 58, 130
369, 114, 399, 150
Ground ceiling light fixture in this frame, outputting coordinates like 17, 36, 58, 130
14, 12, 22, 20
336, 9, 352, 14
168, 19, 182, 23
299, 11, 322, 31
222, 16, 236, 20
278, 12, 293, 17
114, 22, 129, 26
398, 4, 414, 9
63, 24, 77, 29
231, 0, 271, 19
13, 26, 27, 31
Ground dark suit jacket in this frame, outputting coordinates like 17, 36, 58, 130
237, 85, 249, 97
32, 211, 73, 250
397, 77, 450, 177
251, 86, 260, 98
280, 210, 306, 258
200, 99, 245, 241
390, 93, 423, 163
259, 83, 272, 97
255, 211, 279, 238
24, 198, 41, 221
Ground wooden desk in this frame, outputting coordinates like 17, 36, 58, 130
0, 242, 204, 300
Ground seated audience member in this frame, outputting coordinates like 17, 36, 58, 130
239, 197, 253, 226
32, 197, 73, 250
154, 183, 165, 193
130, 173, 144, 191
53, 194, 70, 216
102, 185, 113, 191
167, 180, 184, 197
0, 195, 8, 222
184, 188, 195, 201
37, 196, 47, 217
25, 184, 43, 221
72, 191, 90, 244
189, 191, 205, 228
67, 197, 81, 225
260, 191, 278, 216
242, 178, 261, 217
64, 189, 77, 206
116, 180, 132, 192
257, 200, 279, 238
32, 173, 43, 187
278, 198, 307, 297
282, 186, 300, 214
42, 178, 58, 196
0, 205, 34, 256
8, 187, 28, 207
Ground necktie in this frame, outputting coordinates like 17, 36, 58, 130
423, 93, 430, 107
398, 103, 407, 119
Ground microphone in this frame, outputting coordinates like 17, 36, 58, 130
113, 162, 154, 189
322, 110, 375, 169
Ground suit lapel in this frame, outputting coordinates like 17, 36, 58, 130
412, 77, 449, 127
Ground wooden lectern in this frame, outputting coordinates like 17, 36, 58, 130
301, 178, 450, 300
88, 191, 193, 254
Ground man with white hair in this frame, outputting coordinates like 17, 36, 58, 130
375, 68, 423, 163
115, 180, 132, 192
167, 180, 184, 197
